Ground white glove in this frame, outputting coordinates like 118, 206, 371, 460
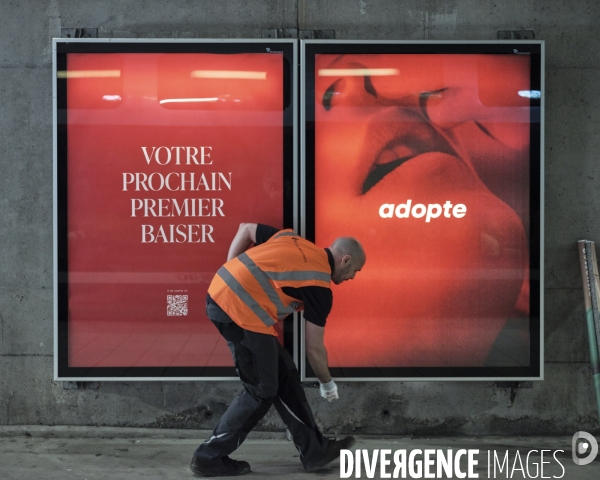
319, 379, 339, 402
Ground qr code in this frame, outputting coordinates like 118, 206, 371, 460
167, 295, 188, 316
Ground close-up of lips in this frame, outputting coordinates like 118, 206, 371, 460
314, 53, 531, 368
361, 105, 460, 194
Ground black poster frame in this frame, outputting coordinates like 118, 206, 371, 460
53, 39, 297, 380
301, 40, 544, 381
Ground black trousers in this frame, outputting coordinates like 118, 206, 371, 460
193, 303, 329, 466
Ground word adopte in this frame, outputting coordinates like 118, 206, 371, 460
379, 200, 467, 222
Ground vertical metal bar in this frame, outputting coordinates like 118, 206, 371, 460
299, 40, 306, 380
588, 243, 600, 346
52, 39, 59, 380
578, 240, 600, 420
292, 39, 299, 371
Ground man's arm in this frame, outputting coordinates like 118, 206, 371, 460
227, 223, 258, 261
305, 321, 333, 383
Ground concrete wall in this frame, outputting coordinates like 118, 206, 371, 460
1, 0, 599, 435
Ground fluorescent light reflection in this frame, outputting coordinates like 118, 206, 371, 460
518, 90, 541, 99
103, 95, 122, 102
159, 98, 219, 104
191, 70, 267, 80
57, 70, 121, 79
318, 68, 400, 77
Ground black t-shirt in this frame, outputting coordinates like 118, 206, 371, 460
207, 225, 333, 327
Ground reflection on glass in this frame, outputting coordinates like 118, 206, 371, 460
66, 52, 284, 368
58, 69, 121, 78
314, 53, 531, 368
190, 70, 267, 79
159, 97, 219, 104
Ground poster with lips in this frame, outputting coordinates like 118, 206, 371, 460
55, 42, 294, 378
305, 44, 542, 378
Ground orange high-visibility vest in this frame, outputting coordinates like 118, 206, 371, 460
208, 230, 331, 335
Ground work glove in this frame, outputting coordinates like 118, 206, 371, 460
319, 379, 339, 402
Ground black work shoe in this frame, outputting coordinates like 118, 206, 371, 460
190, 456, 251, 477
303, 436, 356, 473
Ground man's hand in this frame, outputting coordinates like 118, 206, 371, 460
319, 379, 339, 402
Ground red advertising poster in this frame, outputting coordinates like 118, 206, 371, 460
55, 42, 295, 378
305, 44, 542, 378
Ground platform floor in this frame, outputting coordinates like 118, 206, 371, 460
0, 427, 598, 479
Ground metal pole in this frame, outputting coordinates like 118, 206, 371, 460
577, 240, 600, 421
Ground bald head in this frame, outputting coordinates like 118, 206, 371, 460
329, 236, 366, 285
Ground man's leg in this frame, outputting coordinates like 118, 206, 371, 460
193, 323, 280, 463
273, 343, 330, 467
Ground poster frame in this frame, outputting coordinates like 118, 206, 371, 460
300, 39, 545, 382
53, 38, 298, 381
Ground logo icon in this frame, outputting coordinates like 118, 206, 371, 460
572, 431, 598, 466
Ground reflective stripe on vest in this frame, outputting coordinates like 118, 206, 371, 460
237, 252, 296, 321
265, 270, 330, 283
215, 265, 277, 327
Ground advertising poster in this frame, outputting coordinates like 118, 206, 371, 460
55, 41, 295, 379
303, 42, 542, 379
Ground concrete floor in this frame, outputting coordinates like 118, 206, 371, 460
0, 427, 599, 479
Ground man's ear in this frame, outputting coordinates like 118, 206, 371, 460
342, 254, 351, 266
